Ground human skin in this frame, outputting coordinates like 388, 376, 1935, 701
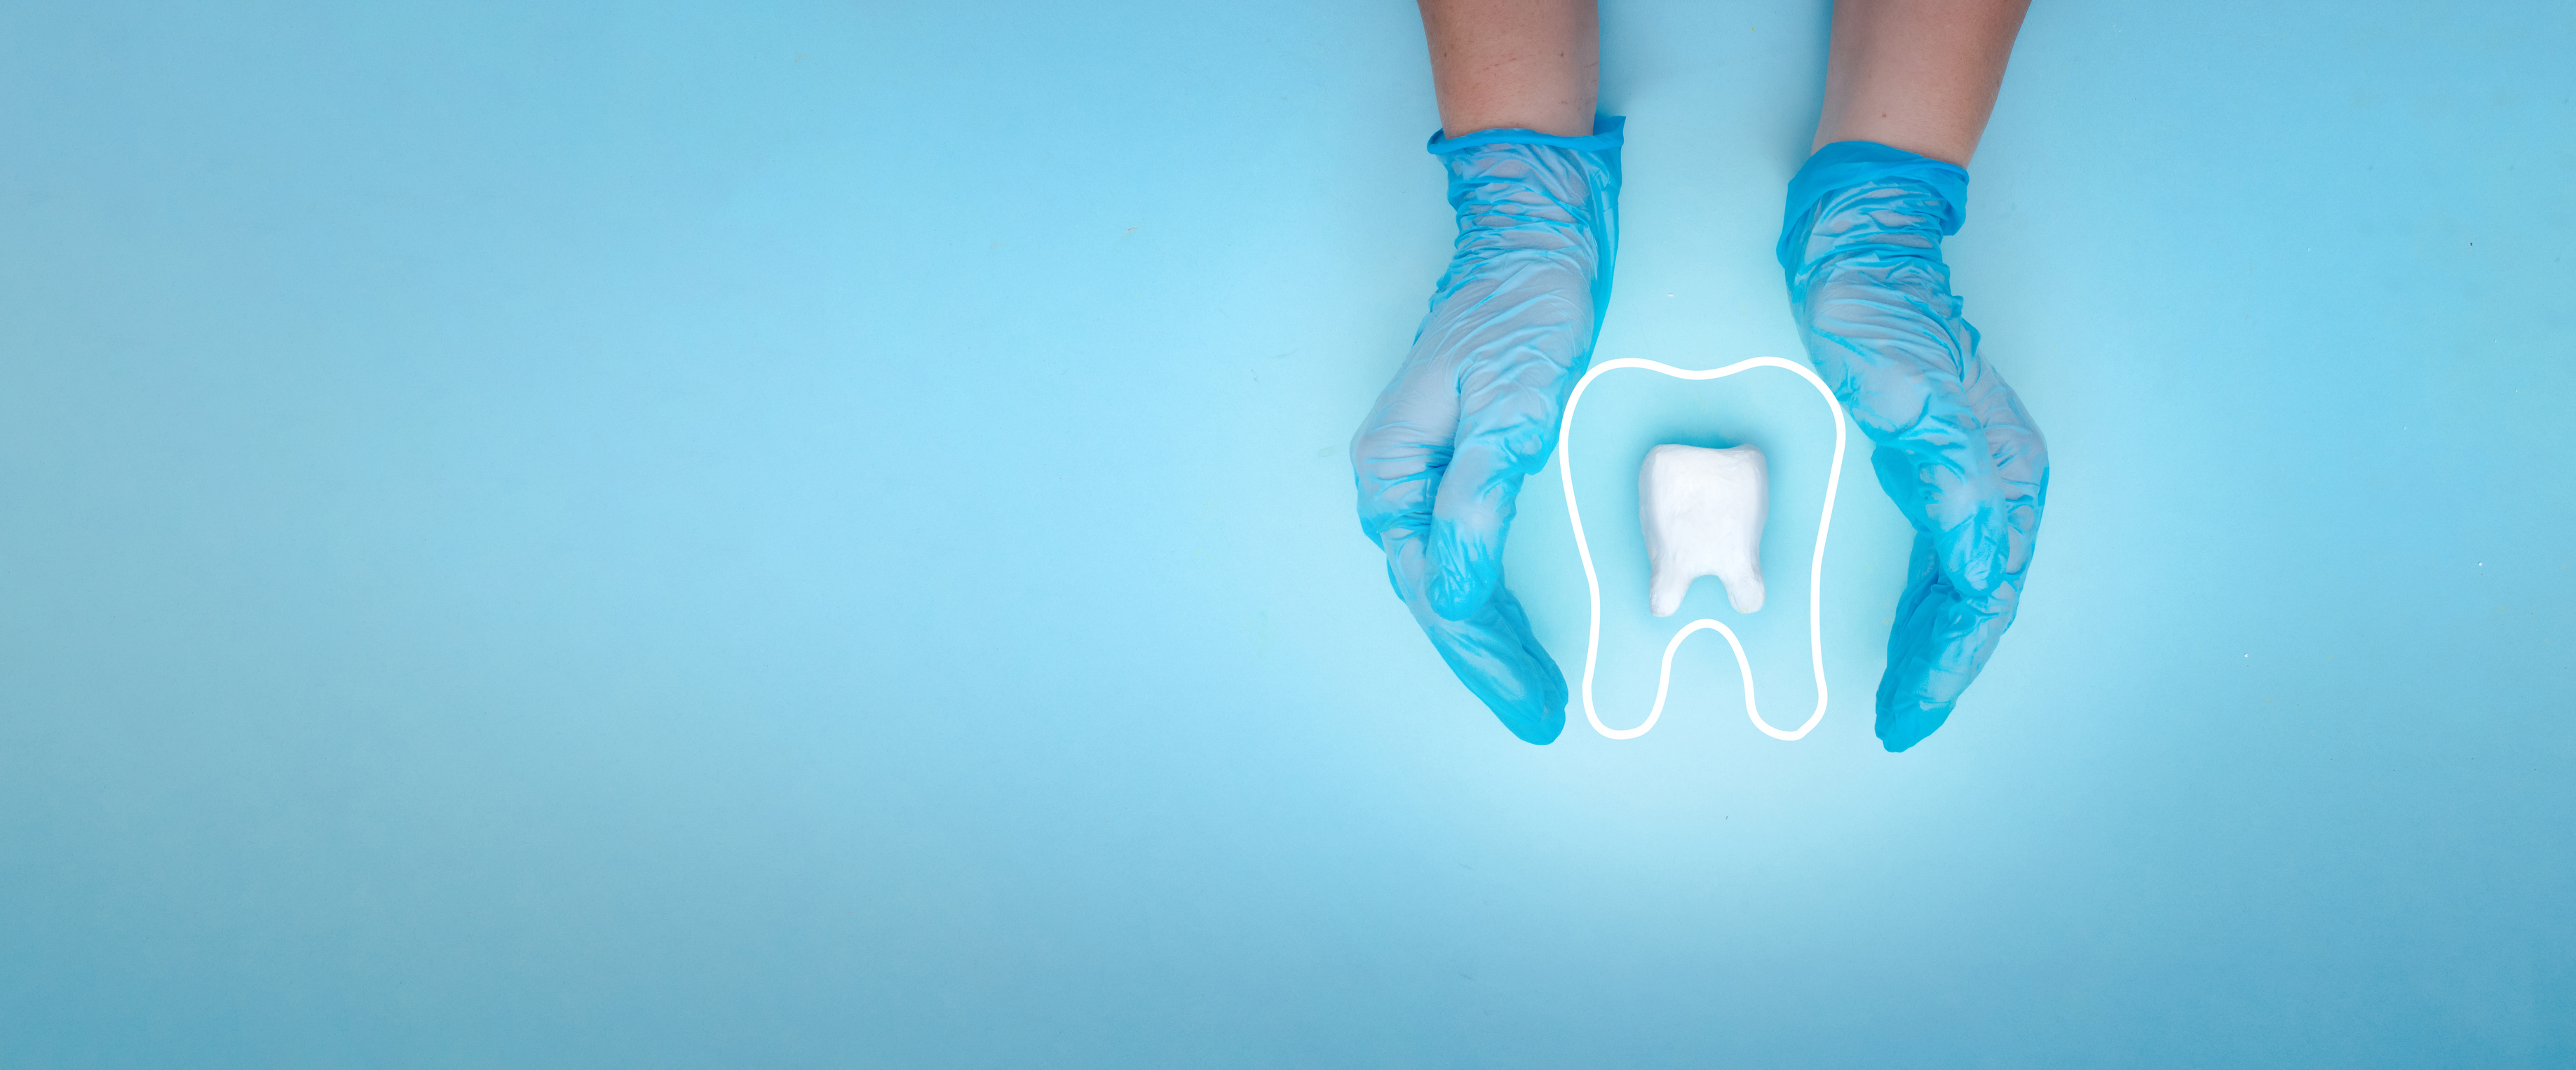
1416, 0, 2031, 160
1416, 0, 1599, 137
1812, 0, 2032, 165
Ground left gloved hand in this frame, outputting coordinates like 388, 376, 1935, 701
1351, 121, 1623, 745
1778, 142, 2050, 752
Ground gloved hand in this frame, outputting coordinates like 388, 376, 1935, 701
1777, 141, 2049, 752
1350, 118, 1623, 745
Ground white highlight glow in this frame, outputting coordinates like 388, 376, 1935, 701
1557, 358, 1849, 741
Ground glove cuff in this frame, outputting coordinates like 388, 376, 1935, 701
1423, 117, 1624, 353
1425, 115, 1625, 154
1776, 141, 1970, 277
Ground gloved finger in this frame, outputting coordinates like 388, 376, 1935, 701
1386, 529, 1567, 745
1967, 372, 2050, 579
1350, 353, 1463, 557
1871, 441, 2014, 614
1424, 304, 1589, 621
1871, 421, 2040, 752
1866, 374, 2045, 614
1872, 532, 2017, 751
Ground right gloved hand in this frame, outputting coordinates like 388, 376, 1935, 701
1777, 141, 2049, 752
1350, 120, 1622, 745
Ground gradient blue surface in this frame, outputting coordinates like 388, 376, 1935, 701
3, 1, 2571, 1066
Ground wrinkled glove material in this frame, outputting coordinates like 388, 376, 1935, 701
1351, 117, 1624, 745
1778, 140, 2049, 752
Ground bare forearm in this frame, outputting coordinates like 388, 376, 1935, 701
1417, 0, 1599, 138
1814, 0, 2031, 165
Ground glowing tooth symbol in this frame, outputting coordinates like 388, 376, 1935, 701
1557, 358, 1848, 741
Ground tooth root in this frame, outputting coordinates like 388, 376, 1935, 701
1638, 443, 1768, 618
1717, 562, 1765, 615
1648, 559, 1694, 618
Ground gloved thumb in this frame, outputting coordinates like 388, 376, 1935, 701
1385, 529, 1568, 745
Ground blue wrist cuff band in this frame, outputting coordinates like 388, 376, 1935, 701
1428, 115, 1626, 155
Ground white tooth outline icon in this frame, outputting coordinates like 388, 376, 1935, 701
1557, 357, 1849, 741
1639, 442, 1769, 618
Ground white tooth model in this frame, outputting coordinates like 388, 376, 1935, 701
1638, 444, 1768, 617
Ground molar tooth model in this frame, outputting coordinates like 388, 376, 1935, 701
1639, 443, 1769, 618
1558, 358, 1846, 740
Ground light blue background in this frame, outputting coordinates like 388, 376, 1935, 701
4, 1, 2571, 1066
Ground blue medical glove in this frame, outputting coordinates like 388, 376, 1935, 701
1351, 118, 1623, 745
1778, 141, 2049, 752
